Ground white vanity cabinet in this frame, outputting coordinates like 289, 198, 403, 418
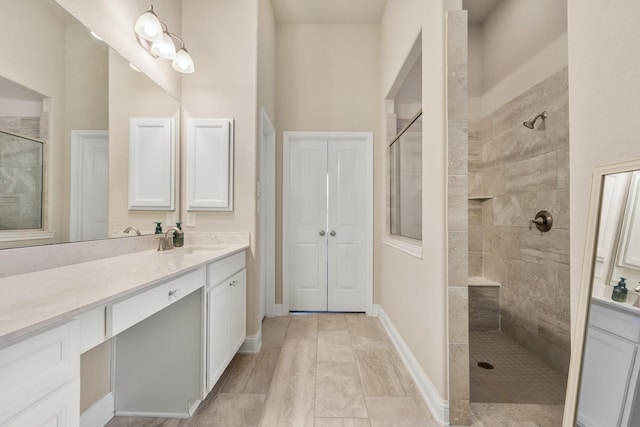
0, 321, 80, 427
578, 300, 640, 427
205, 251, 246, 393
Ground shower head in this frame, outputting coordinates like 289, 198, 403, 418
523, 111, 548, 129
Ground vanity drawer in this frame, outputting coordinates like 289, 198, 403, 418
590, 301, 640, 342
0, 321, 79, 423
208, 251, 245, 287
79, 306, 106, 353
110, 268, 205, 336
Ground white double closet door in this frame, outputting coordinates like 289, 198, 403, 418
284, 132, 372, 312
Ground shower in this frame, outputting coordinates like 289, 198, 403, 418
523, 110, 548, 129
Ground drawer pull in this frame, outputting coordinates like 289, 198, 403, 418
168, 289, 181, 298
230, 280, 238, 287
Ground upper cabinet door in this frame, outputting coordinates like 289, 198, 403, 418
618, 171, 640, 270
186, 118, 234, 211
128, 118, 175, 211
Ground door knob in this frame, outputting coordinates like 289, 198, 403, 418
319, 230, 326, 236
330, 230, 336, 236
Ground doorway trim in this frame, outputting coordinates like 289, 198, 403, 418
259, 108, 276, 318
282, 131, 374, 315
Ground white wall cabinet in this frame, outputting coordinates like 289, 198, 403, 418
578, 301, 640, 426
185, 118, 234, 211
205, 252, 246, 393
128, 118, 175, 211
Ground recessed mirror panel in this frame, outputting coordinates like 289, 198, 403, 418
564, 159, 640, 426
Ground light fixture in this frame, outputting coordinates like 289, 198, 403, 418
134, 5, 194, 73
151, 24, 176, 59
171, 36, 194, 74
134, 5, 163, 42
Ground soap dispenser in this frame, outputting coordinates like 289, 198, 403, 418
174, 222, 184, 247
612, 277, 628, 303
154, 222, 163, 234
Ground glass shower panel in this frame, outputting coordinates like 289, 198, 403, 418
390, 113, 422, 241
0, 130, 43, 230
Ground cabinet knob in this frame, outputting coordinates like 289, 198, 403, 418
168, 289, 181, 298
230, 280, 238, 287
319, 230, 326, 236
330, 230, 336, 236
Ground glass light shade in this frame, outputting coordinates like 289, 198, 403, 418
134, 9, 163, 42
151, 32, 176, 59
172, 49, 194, 74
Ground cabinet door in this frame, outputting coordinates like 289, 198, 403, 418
185, 118, 234, 211
578, 326, 637, 427
228, 269, 246, 355
206, 282, 229, 394
4, 380, 80, 427
128, 118, 175, 211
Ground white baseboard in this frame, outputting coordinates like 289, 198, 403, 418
275, 304, 287, 316
115, 411, 190, 418
80, 392, 114, 427
239, 329, 262, 353
373, 304, 450, 426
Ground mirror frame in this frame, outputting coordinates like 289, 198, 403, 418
563, 157, 640, 425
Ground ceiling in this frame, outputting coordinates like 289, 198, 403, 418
271, 0, 388, 24
464, 0, 502, 24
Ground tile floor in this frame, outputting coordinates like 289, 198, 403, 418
470, 331, 567, 405
107, 314, 565, 426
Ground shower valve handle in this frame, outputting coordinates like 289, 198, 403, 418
529, 211, 553, 232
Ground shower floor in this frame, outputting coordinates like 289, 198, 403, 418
470, 331, 568, 404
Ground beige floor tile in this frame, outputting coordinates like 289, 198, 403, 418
318, 313, 349, 331
315, 362, 368, 418
259, 375, 315, 427
286, 314, 319, 339
188, 393, 265, 427
355, 348, 412, 396
223, 348, 280, 394
263, 315, 291, 328
365, 396, 437, 427
262, 326, 287, 348
318, 330, 355, 362
274, 338, 317, 376
315, 418, 371, 427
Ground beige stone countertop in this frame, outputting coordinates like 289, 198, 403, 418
0, 244, 248, 348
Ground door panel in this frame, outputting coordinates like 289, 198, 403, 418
288, 139, 328, 311
328, 139, 369, 312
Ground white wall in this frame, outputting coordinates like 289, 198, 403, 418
258, 0, 276, 121
569, 0, 640, 331
379, 0, 448, 398
274, 23, 380, 302
181, 0, 260, 335
468, 0, 568, 118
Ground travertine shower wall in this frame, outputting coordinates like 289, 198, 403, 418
468, 67, 570, 373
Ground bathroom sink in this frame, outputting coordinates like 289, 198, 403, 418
159, 245, 226, 255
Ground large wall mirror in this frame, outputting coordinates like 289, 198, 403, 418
564, 159, 640, 426
0, 0, 180, 250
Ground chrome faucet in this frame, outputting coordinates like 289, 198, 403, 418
123, 226, 141, 236
157, 226, 184, 251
